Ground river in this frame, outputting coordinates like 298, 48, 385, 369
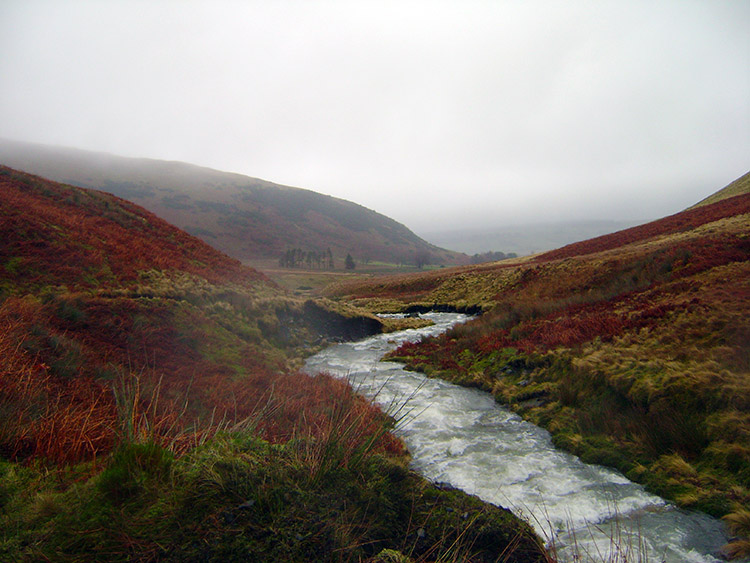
304, 312, 730, 563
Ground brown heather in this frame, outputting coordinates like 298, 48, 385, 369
332, 180, 750, 556
0, 167, 548, 562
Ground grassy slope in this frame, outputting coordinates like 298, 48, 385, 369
0, 167, 546, 562
690, 170, 750, 209
0, 138, 467, 267
329, 183, 750, 524
0, 164, 388, 462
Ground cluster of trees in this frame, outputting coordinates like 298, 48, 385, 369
469, 251, 518, 264
279, 247, 335, 269
277, 247, 443, 270
414, 248, 432, 269
277, 249, 363, 271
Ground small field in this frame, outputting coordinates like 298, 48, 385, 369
247, 259, 448, 297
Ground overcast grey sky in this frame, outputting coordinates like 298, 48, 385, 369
1, 1, 748, 232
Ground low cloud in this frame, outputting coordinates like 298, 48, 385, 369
1, 1, 747, 231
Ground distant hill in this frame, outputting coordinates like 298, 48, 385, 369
329, 174, 750, 532
0, 138, 467, 267
420, 219, 647, 257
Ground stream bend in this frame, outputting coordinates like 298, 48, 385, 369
304, 312, 729, 563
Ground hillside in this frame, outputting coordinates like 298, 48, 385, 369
328, 176, 750, 545
0, 165, 386, 460
691, 170, 750, 209
0, 167, 268, 292
0, 167, 546, 562
0, 138, 467, 268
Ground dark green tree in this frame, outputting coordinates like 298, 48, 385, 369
345, 253, 356, 270
415, 249, 432, 269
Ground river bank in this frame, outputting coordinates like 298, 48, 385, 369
305, 313, 732, 562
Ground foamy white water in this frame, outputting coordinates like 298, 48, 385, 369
304, 313, 729, 563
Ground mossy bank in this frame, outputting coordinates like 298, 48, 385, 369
1, 433, 548, 562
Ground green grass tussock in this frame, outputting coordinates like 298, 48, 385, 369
0, 431, 547, 562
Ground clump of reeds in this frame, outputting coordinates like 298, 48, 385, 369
723, 509, 750, 560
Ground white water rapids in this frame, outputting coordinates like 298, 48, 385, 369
304, 313, 730, 563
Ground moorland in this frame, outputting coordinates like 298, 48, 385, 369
0, 166, 547, 562
2, 152, 748, 560
327, 171, 750, 558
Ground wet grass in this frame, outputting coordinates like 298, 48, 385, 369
0, 429, 548, 562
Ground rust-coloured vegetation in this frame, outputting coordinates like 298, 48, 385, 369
338, 177, 750, 531
1, 167, 548, 562
535, 192, 750, 262
0, 166, 268, 292
0, 167, 399, 466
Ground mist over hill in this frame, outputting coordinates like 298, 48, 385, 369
420, 219, 649, 257
421, 172, 750, 257
0, 138, 466, 268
